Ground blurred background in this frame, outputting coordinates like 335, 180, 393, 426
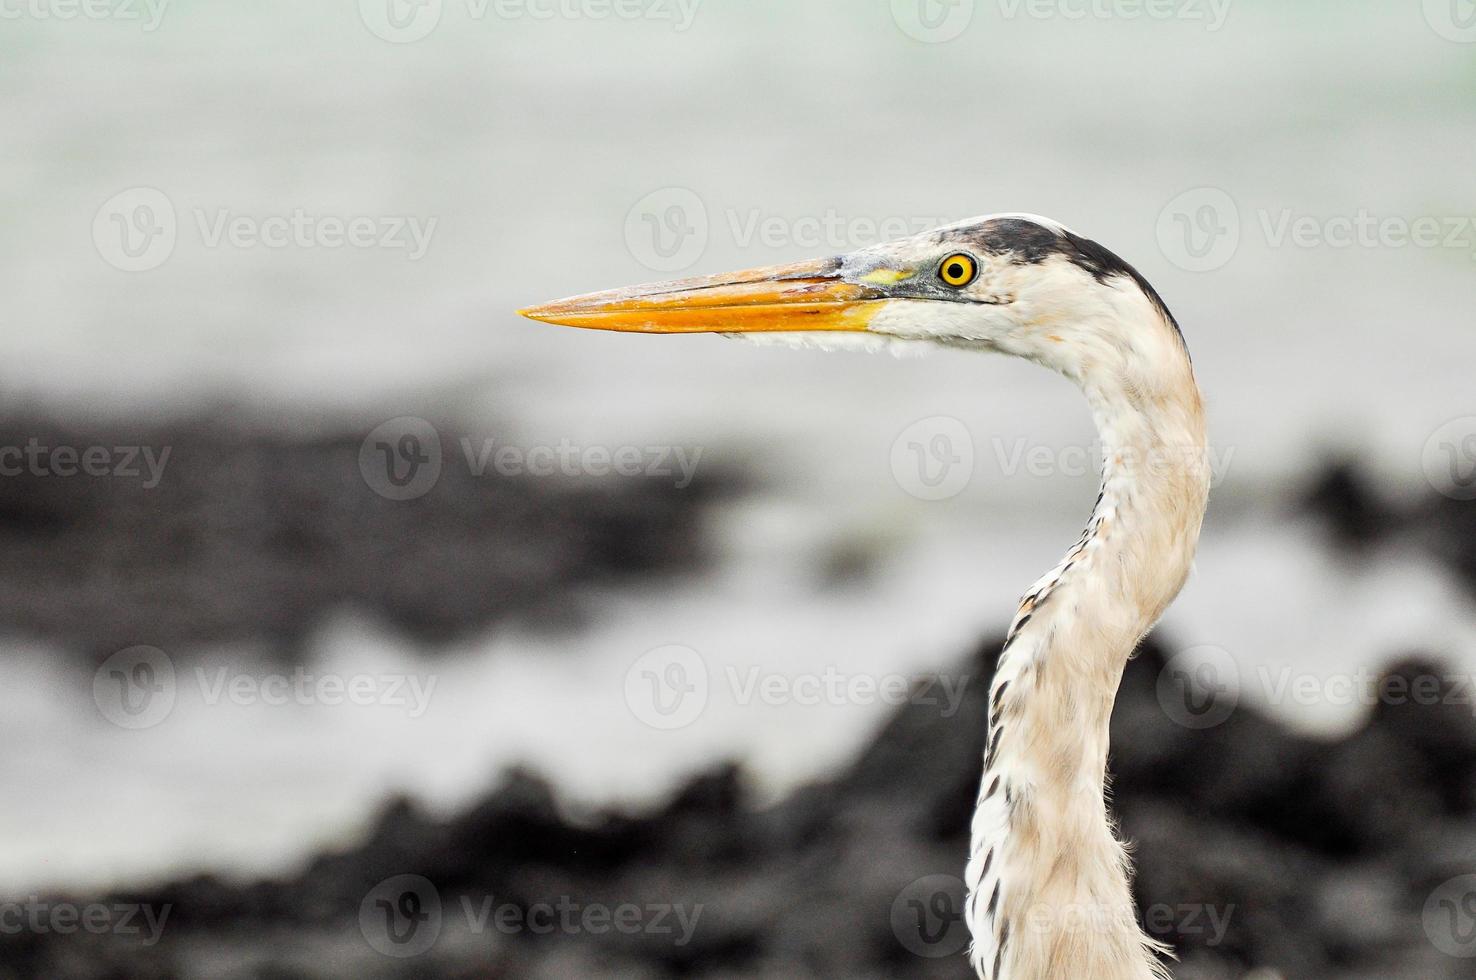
2, 0, 1475, 976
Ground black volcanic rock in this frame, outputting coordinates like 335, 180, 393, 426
0, 412, 717, 661
1299, 457, 1476, 603
6, 630, 1474, 978
1297, 458, 1397, 549
1414, 491, 1476, 596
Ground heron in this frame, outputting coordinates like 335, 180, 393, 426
520, 214, 1209, 980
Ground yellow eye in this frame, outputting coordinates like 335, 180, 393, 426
939, 253, 978, 288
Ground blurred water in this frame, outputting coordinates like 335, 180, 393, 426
1, 0, 1474, 895
2, 0, 1472, 490
4, 505, 1475, 894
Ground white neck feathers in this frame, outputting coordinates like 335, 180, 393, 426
965, 306, 1209, 980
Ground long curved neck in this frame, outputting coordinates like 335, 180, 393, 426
965, 344, 1209, 980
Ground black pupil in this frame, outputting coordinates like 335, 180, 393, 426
948, 262, 966, 281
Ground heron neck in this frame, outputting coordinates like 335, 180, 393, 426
966, 355, 1208, 980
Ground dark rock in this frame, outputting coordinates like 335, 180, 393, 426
8, 629, 1475, 978
1413, 491, 1476, 597
1296, 457, 1397, 549
0, 412, 717, 661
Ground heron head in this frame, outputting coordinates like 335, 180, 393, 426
520, 214, 1187, 384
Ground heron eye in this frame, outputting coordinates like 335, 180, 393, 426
939, 253, 978, 288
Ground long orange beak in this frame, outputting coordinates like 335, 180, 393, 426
518, 257, 888, 334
